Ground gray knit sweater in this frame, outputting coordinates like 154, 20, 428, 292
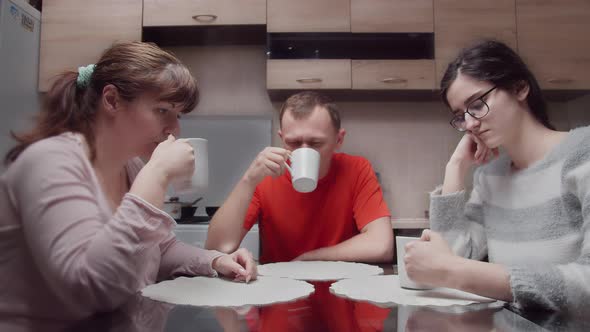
430, 126, 590, 314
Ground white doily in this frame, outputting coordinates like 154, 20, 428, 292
141, 276, 314, 307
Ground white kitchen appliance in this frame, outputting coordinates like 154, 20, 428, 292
174, 223, 260, 260
0, 0, 40, 171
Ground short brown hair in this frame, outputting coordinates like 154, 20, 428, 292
279, 91, 341, 131
6, 41, 198, 164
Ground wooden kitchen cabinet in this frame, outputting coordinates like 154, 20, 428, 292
434, 0, 517, 84
351, 0, 433, 33
267, 0, 350, 32
267, 60, 352, 89
352, 60, 435, 90
517, 0, 590, 89
143, 0, 266, 27
38, 0, 141, 92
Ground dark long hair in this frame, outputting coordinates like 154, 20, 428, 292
440, 39, 554, 130
5, 41, 199, 165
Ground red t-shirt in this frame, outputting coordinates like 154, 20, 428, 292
244, 153, 391, 263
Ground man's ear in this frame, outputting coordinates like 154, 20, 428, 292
101, 84, 120, 116
335, 128, 346, 150
514, 81, 530, 102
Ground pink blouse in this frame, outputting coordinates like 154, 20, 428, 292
0, 133, 224, 320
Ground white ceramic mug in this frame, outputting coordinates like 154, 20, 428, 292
171, 138, 208, 197
285, 147, 320, 193
396, 236, 433, 290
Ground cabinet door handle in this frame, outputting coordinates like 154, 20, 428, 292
547, 78, 574, 84
192, 14, 218, 22
380, 77, 407, 84
296, 78, 323, 83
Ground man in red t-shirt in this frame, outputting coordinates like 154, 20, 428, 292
206, 91, 393, 263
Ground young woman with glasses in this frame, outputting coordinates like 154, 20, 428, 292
403, 40, 589, 315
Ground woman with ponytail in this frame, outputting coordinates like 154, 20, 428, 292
0, 42, 256, 320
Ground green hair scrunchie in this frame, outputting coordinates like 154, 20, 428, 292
76, 64, 95, 88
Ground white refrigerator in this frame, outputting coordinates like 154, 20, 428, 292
0, 0, 40, 170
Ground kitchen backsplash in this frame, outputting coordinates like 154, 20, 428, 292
175, 115, 272, 212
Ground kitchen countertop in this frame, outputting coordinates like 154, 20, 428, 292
391, 218, 430, 229
3, 265, 588, 332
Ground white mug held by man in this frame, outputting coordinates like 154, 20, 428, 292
284, 147, 320, 193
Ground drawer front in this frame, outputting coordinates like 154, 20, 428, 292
352, 60, 435, 90
143, 0, 266, 27
267, 60, 352, 89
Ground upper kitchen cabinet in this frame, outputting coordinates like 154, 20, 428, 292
517, 0, 590, 89
351, 0, 433, 33
434, 1, 517, 84
267, 0, 350, 32
38, 0, 141, 92
143, 0, 266, 27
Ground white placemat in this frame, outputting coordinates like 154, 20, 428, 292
141, 276, 314, 307
257, 261, 384, 281
330, 275, 501, 307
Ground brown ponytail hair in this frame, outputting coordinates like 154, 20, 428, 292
5, 41, 199, 165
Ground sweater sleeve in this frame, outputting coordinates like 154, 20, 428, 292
506, 151, 590, 313
8, 140, 207, 314
125, 157, 226, 282
429, 168, 488, 260
157, 233, 225, 281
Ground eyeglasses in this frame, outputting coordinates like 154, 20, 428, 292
449, 86, 497, 132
